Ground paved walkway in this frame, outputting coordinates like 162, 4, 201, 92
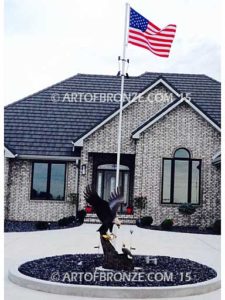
5, 224, 221, 300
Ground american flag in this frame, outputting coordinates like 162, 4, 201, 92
128, 7, 176, 58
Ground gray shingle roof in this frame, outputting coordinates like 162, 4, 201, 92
4, 72, 221, 157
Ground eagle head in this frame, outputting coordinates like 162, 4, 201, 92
113, 217, 122, 228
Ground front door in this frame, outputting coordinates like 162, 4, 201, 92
103, 170, 121, 202
96, 164, 130, 213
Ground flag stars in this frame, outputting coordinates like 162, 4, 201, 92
130, 7, 148, 31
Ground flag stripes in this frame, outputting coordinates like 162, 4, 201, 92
128, 7, 176, 58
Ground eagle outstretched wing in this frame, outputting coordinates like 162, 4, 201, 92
84, 185, 102, 207
84, 186, 123, 236
84, 185, 113, 225
108, 188, 124, 218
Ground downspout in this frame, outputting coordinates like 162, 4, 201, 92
133, 138, 138, 208
141, 133, 145, 195
72, 141, 81, 216
72, 141, 75, 152
75, 159, 80, 216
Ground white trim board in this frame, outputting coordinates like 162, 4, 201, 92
4, 146, 17, 158
16, 155, 80, 162
72, 78, 180, 147
132, 98, 221, 139
212, 150, 221, 161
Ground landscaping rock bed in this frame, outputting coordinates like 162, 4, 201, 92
4, 220, 81, 232
137, 224, 220, 235
18, 254, 217, 287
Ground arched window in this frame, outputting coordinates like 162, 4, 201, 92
162, 148, 201, 204
174, 148, 190, 158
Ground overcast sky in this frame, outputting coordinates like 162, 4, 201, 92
4, 0, 221, 104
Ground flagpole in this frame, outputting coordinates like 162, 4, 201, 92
116, 2, 130, 189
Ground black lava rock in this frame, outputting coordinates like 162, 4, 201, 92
4, 220, 81, 232
18, 254, 217, 287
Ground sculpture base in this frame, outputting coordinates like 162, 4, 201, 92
100, 235, 134, 271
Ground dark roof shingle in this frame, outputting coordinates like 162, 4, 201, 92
4, 72, 221, 156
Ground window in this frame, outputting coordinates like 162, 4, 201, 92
31, 162, 66, 200
161, 148, 201, 204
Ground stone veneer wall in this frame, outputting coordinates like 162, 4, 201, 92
134, 103, 221, 227
79, 86, 176, 203
4, 157, 10, 219
5, 159, 78, 221
5, 86, 221, 226
79, 87, 220, 227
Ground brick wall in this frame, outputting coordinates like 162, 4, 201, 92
79, 87, 221, 227
134, 103, 221, 227
5, 159, 78, 221
5, 85, 221, 226
4, 157, 10, 219
79, 86, 175, 203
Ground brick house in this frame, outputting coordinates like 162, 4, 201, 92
4, 72, 221, 227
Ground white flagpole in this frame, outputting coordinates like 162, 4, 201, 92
116, 2, 130, 189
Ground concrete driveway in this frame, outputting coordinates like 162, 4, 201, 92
4, 224, 221, 300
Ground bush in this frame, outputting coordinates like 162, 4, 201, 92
140, 216, 153, 226
133, 196, 147, 218
58, 216, 76, 227
161, 219, 173, 231
178, 204, 196, 215
213, 220, 221, 234
35, 221, 50, 230
77, 210, 86, 224
136, 219, 141, 226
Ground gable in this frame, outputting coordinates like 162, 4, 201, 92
73, 77, 180, 147
132, 97, 221, 139
135, 102, 221, 161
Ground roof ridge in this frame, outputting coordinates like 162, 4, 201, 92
5, 70, 221, 157
76, 73, 140, 78
5, 71, 220, 109
140, 71, 220, 83
201, 74, 220, 84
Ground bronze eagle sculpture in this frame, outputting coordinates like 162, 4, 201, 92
84, 185, 124, 240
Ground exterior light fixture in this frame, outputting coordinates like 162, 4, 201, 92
81, 164, 86, 175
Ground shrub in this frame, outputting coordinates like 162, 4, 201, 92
178, 204, 196, 216
136, 219, 141, 226
213, 220, 221, 234
77, 210, 86, 224
134, 196, 147, 218
35, 221, 50, 231
161, 219, 173, 231
67, 216, 76, 223
58, 216, 76, 227
140, 216, 153, 226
